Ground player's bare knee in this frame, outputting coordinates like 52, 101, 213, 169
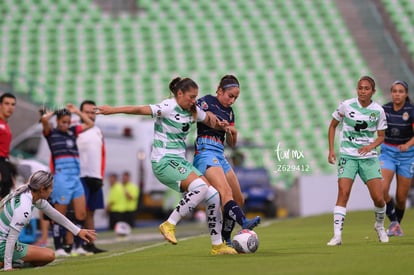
45, 248, 55, 263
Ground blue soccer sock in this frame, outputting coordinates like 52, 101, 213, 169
221, 216, 236, 242
52, 222, 65, 250
395, 207, 405, 224
386, 199, 398, 222
223, 200, 245, 226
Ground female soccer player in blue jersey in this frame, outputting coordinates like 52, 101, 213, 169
40, 103, 94, 256
379, 80, 414, 237
96, 77, 237, 255
327, 76, 388, 245
193, 75, 260, 245
0, 170, 96, 271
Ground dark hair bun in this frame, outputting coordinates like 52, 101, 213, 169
169, 77, 182, 93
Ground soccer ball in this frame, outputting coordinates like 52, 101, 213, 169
114, 221, 131, 236
232, 229, 259, 253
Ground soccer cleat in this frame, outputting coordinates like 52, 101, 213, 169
327, 236, 342, 246
375, 225, 389, 243
242, 216, 261, 230
224, 238, 233, 247
55, 248, 70, 257
159, 221, 177, 245
83, 243, 107, 254
211, 243, 238, 255
386, 221, 404, 237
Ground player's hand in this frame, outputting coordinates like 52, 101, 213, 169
66, 103, 77, 113
95, 105, 111, 115
216, 119, 229, 130
78, 229, 97, 243
358, 145, 373, 155
398, 144, 409, 152
328, 152, 336, 164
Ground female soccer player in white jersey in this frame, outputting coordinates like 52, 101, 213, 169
96, 77, 237, 255
0, 170, 96, 271
327, 76, 388, 246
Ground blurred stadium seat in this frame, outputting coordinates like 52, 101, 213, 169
382, 0, 414, 57
0, 0, 388, 188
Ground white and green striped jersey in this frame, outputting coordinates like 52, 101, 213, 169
332, 98, 387, 158
0, 189, 80, 269
0, 190, 37, 243
149, 98, 206, 162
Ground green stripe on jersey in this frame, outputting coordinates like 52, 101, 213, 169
162, 117, 184, 130
154, 123, 162, 133
166, 140, 186, 149
153, 140, 164, 148
174, 105, 190, 116
167, 131, 187, 140
0, 210, 9, 226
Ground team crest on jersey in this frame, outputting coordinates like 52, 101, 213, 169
213, 158, 219, 164
200, 101, 208, 110
402, 111, 409, 121
178, 166, 187, 174
156, 109, 162, 117
369, 113, 377, 122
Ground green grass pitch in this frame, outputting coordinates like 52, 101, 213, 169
19, 209, 414, 275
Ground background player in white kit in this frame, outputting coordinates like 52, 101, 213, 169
0, 170, 96, 271
77, 100, 106, 254
327, 76, 388, 245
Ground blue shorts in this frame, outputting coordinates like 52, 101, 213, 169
379, 143, 414, 178
193, 148, 232, 174
51, 173, 85, 205
81, 177, 104, 211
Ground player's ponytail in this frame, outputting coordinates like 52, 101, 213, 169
168, 77, 199, 120
169, 77, 198, 97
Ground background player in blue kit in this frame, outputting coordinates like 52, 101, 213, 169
379, 80, 414, 237
40, 103, 94, 256
193, 75, 260, 245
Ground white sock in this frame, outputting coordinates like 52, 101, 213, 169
167, 178, 208, 225
333, 206, 346, 238
204, 186, 222, 245
374, 206, 386, 228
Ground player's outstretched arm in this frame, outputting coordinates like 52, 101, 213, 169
96, 105, 152, 116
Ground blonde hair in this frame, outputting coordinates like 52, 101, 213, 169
0, 170, 53, 209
